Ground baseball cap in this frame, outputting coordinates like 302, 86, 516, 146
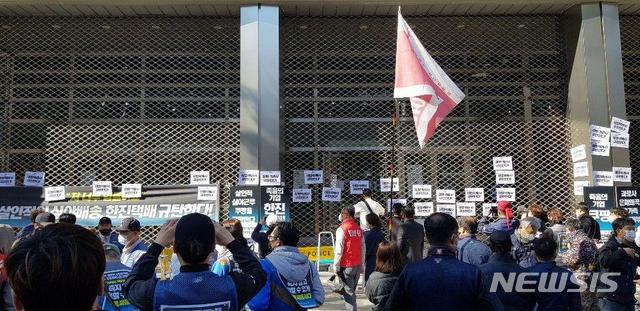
115, 217, 141, 232
103, 243, 121, 257
489, 231, 513, 248
35, 212, 55, 226
175, 214, 215, 259
98, 216, 112, 225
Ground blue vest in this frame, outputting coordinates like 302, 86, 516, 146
97, 261, 138, 311
153, 270, 238, 311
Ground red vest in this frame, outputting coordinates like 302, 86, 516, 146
339, 219, 363, 267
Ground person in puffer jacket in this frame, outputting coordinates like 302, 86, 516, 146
365, 241, 404, 311
248, 222, 324, 311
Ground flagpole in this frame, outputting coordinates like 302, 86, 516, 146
390, 99, 399, 214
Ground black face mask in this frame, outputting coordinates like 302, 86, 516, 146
99, 229, 112, 236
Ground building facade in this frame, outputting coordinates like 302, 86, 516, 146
1, 1, 639, 245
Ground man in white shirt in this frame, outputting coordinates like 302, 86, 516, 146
353, 189, 385, 231
115, 217, 148, 267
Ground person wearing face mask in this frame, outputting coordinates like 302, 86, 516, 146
116, 217, 148, 268
333, 206, 365, 311
597, 217, 640, 311
559, 218, 598, 311
247, 222, 324, 311
385, 212, 498, 311
97, 216, 124, 251
511, 217, 541, 268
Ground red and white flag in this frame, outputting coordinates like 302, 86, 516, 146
394, 10, 465, 148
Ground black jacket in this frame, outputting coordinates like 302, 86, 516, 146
364, 228, 385, 283
396, 219, 425, 263
365, 271, 398, 311
252, 223, 272, 259
123, 240, 266, 310
597, 237, 640, 304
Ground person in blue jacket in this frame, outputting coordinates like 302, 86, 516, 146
123, 214, 266, 311
530, 237, 581, 310
248, 222, 324, 311
479, 201, 519, 235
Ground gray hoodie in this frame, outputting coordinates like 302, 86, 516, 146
266, 246, 325, 306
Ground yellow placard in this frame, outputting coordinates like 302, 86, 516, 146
298, 246, 334, 261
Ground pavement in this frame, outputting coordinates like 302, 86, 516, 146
317, 271, 373, 311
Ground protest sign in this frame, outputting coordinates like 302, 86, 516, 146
322, 187, 342, 202
493, 157, 513, 171
292, 188, 312, 203
414, 202, 434, 217
238, 169, 259, 186
349, 180, 370, 195
436, 189, 456, 204
380, 178, 400, 192
190, 171, 210, 185
24, 171, 45, 187
496, 188, 516, 202
456, 202, 476, 216
260, 171, 281, 186
304, 170, 323, 184
464, 188, 484, 202
495, 171, 515, 184
412, 184, 432, 199
121, 184, 142, 199
570, 145, 587, 162
92, 181, 112, 197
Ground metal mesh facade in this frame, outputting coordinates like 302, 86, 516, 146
622, 16, 640, 186
282, 16, 572, 245
0, 17, 240, 242
2, 15, 578, 245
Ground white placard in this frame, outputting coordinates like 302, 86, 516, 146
611, 132, 630, 148
573, 180, 590, 196
45, 186, 66, 202
611, 116, 630, 133
456, 202, 477, 216
121, 184, 142, 198
495, 171, 515, 184
0, 172, 16, 187
591, 141, 611, 157
436, 189, 456, 204
386, 198, 408, 211
412, 184, 432, 199
349, 180, 370, 195
496, 188, 516, 202
92, 181, 112, 196
190, 171, 210, 185
570, 145, 587, 162
493, 157, 513, 171
573, 161, 589, 178
414, 202, 434, 217
238, 169, 259, 186
197, 186, 219, 201
322, 187, 342, 202
590, 125, 611, 142
613, 167, 632, 183
23, 171, 45, 187
436, 204, 457, 217
304, 170, 324, 184
482, 203, 496, 217
260, 171, 281, 186
380, 178, 400, 192
464, 188, 484, 202
593, 171, 614, 186
292, 188, 312, 203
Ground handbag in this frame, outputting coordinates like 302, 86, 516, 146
328, 273, 346, 294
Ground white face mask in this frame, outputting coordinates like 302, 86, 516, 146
118, 234, 128, 245
338, 214, 343, 222
624, 230, 636, 242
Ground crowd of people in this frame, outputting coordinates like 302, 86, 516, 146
0, 189, 639, 310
